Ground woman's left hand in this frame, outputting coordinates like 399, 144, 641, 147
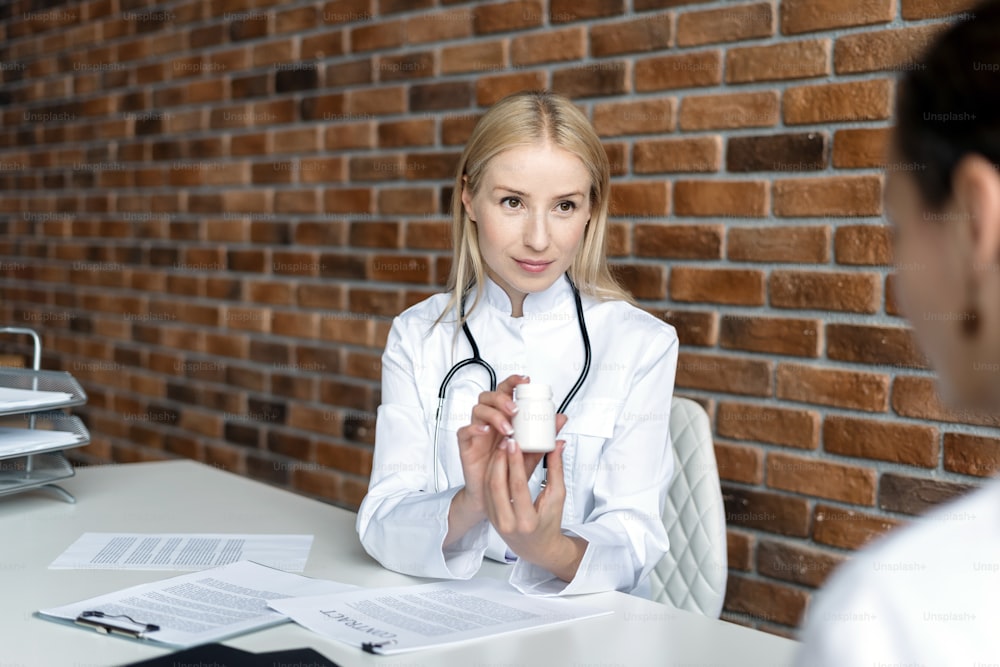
484, 438, 588, 582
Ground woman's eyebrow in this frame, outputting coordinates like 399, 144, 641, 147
493, 185, 585, 199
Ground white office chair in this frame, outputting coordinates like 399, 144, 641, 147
649, 396, 727, 617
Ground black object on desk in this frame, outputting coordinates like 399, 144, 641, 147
121, 643, 341, 666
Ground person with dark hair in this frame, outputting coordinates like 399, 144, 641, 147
356, 91, 679, 597
796, 2, 1000, 664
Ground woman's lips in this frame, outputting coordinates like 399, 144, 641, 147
515, 259, 553, 273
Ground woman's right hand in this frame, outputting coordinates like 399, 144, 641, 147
454, 374, 530, 514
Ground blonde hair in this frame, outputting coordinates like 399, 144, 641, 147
438, 90, 634, 328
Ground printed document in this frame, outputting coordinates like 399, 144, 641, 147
50, 533, 313, 572
269, 578, 613, 655
38, 561, 354, 648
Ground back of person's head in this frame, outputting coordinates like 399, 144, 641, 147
895, 0, 1000, 207
442, 91, 630, 325
889, 0, 1000, 409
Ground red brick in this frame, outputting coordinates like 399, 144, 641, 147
346, 87, 406, 115
670, 267, 765, 306
784, 79, 892, 124
676, 352, 773, 396
901, 0, 980, 19
677, 3, 774, 47
757, 540, 846, 589
325, 187, 372, 214
715, 441, 764, 484
834, 224, 892, 265
440, 40, 505, 74
679, 91, 779, 130
608, 181, 669, 217
774, 175, 882, 217
813, 503, 902, 550
473, 1, 543, 34
724, 485, 810, 537
550, 0, 625, 22
720, 315, 820, 357
768, 451, 876, 505
944, 433, 1000, 477
551, 61, 629, 99
717, 402, 820, 449
592, 98, 676, 136
770, 270, 881, 313
826, 323, 929, 370
376, 52, 434, 82
781, 0, 894, 34
475, 71, 548, 106
727, 530, 754, 572
350, 18, 405, 52
673, 180, 769, 217
891, 376, 1000, 428
653, 309, 719, 347
726, 39, 829, 83
611, 263, 666, 299
406, 9, 473, 43
635, 51, 722, 92
833, 128, 890, 169
634, 136, 721, 174
835, 24, 944, 75
777, 363, 889, 412
377, 188, 436, 215
824, 415, 939, 468
879, 473, 976, 517
634, 223, 722, 259
326, 122, 376, 150
727, 132, 828, 172
511, 27, 585, 65
727, 226, 829, 263
590, 12, 671, 57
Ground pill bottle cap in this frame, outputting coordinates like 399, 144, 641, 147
514, 383, 552, 400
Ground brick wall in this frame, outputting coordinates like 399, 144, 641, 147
0, 0, 994, 636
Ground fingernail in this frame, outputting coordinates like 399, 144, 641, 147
503, 421, 514, 436
520, 374, 530, 380
506, 437, 517, 452
498, 439, 508, 451
478, 424, 490, 432
507, 401, 518, 414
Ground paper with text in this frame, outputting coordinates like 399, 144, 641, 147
268, 578, 613, 655
49, 533, 314, 572
38, 561, 356, 648
0, 386, 74, 411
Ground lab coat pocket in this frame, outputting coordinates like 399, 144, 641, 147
557, 399, 622, 520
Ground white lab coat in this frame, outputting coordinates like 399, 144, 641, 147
796, 477, 1000, 666
356, 275, 678, 596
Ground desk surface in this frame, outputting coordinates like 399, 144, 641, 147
0, 460, 799, 666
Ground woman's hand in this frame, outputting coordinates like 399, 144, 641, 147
484, 437, 588, 582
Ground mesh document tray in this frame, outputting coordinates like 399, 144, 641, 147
0, 368, 87, 417
0, 451, 76, 497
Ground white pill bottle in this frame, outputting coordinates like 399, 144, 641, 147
512, 383, 556, 453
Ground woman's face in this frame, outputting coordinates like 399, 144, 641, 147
887, 149, 1000, 408
462, 142, 592, 316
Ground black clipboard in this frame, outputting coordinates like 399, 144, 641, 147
121, 643, 341, 666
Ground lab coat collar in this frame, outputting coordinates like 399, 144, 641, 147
482, 272, 574, 318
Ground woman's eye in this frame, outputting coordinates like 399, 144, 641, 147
500, 197, 522, 209
557, 201, 576, 213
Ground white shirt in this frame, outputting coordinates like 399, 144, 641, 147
796, 477, 1000, 666
356, 275, 678, 596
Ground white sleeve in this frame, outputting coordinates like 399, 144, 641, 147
355, 316, 489, 579
510, 329, 678, 596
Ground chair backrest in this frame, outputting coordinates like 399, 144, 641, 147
649, 396, 727, 617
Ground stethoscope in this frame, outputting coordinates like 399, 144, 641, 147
431, 273, 592, 492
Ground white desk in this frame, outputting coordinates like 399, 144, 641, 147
0, 460, 799, 666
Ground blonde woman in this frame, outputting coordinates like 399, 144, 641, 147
356, 91, 679, 597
